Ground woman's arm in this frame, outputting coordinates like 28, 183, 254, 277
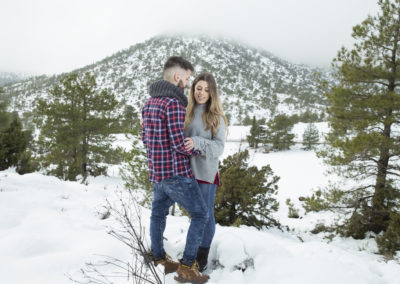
190, 116, 226, 158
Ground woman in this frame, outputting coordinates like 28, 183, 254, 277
184, 72, 228, 272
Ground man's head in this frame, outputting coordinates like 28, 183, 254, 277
163, 56, 194, 91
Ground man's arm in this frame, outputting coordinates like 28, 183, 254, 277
141, 108, 147, 145
166, 100, 200, 156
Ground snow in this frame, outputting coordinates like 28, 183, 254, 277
0, 125, 399, 284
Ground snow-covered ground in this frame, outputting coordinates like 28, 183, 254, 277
0, 125, 399, 284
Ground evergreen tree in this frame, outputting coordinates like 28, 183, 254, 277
0, 115, 28, 171
120, 135, 153, 207
302, 123, 319, 150
0, 87, 10, 131
265, 114, 295, 151
288, 114, 300, 124
215, 148, 280, 229
35, 72, 119, 181
119, 106, 150, 204
122, 105, 139, 131
16, 149, 38, 175
315, 0, 400, 255
242, 115, 253, 126
247, 116, 266, 149
298, 108, 319, 123
286, 198, 300, 219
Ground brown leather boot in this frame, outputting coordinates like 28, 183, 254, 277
174, 261, 210, 283
154, 253, 179, 274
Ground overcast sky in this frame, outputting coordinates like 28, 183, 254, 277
0, 0, 380, 75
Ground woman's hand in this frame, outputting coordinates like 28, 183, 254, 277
184, 137, 194, 151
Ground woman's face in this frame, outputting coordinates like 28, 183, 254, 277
194, 80, 210, 105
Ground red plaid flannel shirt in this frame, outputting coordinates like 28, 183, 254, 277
142, 96, 200, 183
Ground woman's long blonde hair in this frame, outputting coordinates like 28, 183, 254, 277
184, 72, 228, 137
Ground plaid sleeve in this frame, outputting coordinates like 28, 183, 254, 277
166, 100, 200, 156
141, 108, 146, 145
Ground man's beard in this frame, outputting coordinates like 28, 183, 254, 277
177, 79, 185, 91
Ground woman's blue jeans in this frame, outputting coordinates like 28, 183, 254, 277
198, 183, 217, 249
150, 175, 208, 266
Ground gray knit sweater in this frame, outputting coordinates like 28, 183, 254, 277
184, 104, 226, 183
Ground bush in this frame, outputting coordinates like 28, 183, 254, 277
215, 148, 280, 229
342, 210, 369, 240
286, 198, 300, 219
376, 212, 400, 258
120, 135, 152, 207
16, 149, 39, 175
300, 190, 329, 213
0, 115, 28, 171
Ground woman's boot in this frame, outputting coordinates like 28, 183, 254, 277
196, 247, 210, 272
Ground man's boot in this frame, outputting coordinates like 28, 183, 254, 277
174, 261, 210, 283
196, 247, 210, 272
154, 253, 179, 274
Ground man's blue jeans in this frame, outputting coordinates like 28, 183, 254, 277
150, 176, 208, 266
198, 183, 217, 249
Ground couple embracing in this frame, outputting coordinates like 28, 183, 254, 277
141, 56, 228, 283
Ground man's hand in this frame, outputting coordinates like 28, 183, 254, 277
184, 137, 194, 151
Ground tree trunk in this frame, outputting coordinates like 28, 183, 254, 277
229, 201, 236, 225
82, 92, 88, 178
371, 134, 390, 233
371, 23, 399, 232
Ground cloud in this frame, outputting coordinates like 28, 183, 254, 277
0, 0, 380, 75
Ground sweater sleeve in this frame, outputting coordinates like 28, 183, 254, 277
166, 99, 200, 156
191, 116, 226, 158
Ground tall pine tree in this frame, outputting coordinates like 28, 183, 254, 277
35, 72, 119, 181
317, 0, 400, 255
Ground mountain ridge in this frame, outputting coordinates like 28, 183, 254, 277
0, 72, 31, 86
3, 35, 333, 125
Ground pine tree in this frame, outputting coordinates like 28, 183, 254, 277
302, 123, 319, 150
264, 114, 295, 151
120, 135, 153, 206
215, 148, 280, 229
298, 108, 319, 123
242, 115, 253, 126
16, 149, 38, 175
122, 105, 139, 131
316, 0, 400, 255
0, 115, 28, 170
247, 116, 266, 149
0, 87, 10, 131
35, 72, 119, 181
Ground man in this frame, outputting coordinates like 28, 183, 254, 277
141, 56, 210, 283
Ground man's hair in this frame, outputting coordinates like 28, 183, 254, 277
163, 56, 194, 73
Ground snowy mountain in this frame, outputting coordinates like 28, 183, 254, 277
0, 72, 29, 86
3, 35, 333, 124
